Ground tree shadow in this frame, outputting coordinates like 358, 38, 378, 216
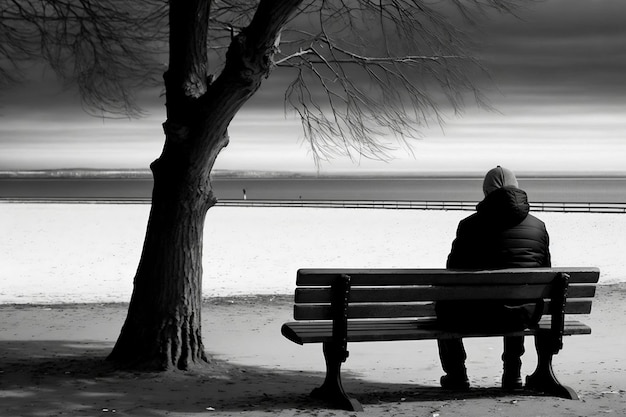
0, 340, 545, 416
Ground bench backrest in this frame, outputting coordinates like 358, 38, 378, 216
293, 267, 600, 321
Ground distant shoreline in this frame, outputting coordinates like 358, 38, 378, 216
2, 168, 626, 180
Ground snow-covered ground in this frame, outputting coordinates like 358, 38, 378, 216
1, 203, 623, 304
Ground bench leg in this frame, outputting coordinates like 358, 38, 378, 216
310, 342, 363, 411
525, 335, 578, 400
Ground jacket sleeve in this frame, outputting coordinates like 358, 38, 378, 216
446, 221, 479, 269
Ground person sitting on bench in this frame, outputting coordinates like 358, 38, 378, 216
436, 166, 551, 390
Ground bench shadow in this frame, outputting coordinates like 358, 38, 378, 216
0, 340, 547, 416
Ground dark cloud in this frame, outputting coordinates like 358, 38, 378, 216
1, 0, 624, 172
240, 0, 626, 116
469, 0, 626, 99
4, 1, 623, 114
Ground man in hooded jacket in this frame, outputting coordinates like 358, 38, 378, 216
436, 166, 551, 391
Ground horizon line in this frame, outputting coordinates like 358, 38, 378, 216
2, 168, 626, 179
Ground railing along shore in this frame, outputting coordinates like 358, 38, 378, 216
2, 198, 626, 213
216, 199, 626, 213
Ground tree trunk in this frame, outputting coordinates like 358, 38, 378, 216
107, 124, 225, 370
107, 194, 207, 369
108, 0, 304, 371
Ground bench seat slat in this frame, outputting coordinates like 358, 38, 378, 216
294, 300, 593, 320
283, 318, 591, 332
281, 319, 592, 345
295, 285, 596, 304
283, 319, 426, 333
294, 303, 434, 320
556, 300, 593, 314
297, 268, 600, 286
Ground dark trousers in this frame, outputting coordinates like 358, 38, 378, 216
437, 336, 525, 376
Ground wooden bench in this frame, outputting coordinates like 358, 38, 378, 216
281, 267, 600, 411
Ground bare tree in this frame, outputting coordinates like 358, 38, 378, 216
0, 0, 526, 370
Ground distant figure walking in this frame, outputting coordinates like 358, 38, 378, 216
243, 188, 247, 200
436, 166, 551, 391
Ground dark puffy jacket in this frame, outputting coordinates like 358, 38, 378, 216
447, 186, 551, 269
437, 186, 551, 331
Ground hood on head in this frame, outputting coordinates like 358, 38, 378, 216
483, 166, 518, 196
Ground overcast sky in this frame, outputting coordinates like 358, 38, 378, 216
1, 0, 625, 175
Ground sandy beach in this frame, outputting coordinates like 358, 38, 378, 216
1, 284, 625, 416
1, 203, 625, 415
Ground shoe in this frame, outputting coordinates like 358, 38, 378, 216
502, 375, 523, 390
440, 374, 470, 390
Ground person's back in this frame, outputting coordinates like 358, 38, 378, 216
447, 185, 550, 270
436, 166, 550, 390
